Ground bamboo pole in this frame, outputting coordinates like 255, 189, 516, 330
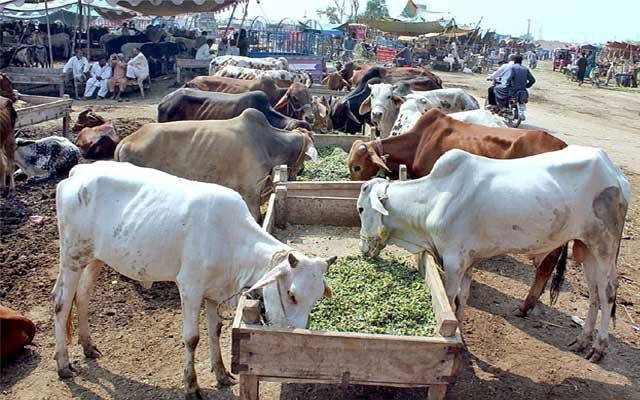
43, 0, 54, 66
223, 2, 238, 41
86, 4, 91, 61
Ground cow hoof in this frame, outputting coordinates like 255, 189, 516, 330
83, 344, 103, 359
569, 334, 591, 352
57, 365, 75, 379
514, 306, 528, 318
216, 373, 238, 387
184, 389, 204, 400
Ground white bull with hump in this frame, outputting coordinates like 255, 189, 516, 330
357, 145, 629, 362
53, 161, 335, 398
209, 55, 289, 75
359, 83, 481, 137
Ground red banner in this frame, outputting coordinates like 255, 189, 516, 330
376, 47, 397, 64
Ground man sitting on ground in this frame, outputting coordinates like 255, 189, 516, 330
83, 58, 112, 100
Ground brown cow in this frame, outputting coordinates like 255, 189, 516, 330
72, 108, 107, 133
351, 66, 442, 89
0, 305, 36, 360
273, 82, 315, 124
0, 96, 17, 196
321, 72, 351, 91
76, 123, 121, 160
311, 96, 333, 133
185, 75, 288, 106
349, 108, 569, 315
0, 73, 17, 102
343, 62, 370, 84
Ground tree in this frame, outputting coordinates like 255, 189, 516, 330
317, 0, 361, 24
362, 0, 389, 19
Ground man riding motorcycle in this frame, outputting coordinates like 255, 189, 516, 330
494, 54, 535, 121
486, 54, 515, 107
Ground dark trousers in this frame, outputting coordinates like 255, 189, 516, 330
487, 85, 496, 105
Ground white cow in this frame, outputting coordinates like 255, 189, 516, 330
53, 161, 335, 397
209, 55, 289, 75
357, 146, 629, 361
359, 84, 480, 137
214, 65, 312, 87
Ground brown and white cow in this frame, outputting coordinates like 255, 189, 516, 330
0, 96, 17, 196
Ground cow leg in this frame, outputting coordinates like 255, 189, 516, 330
570, 250, 599, 353
519, 247, 562, 316
205, 299, 237, 386
177, 280, 204, 399
53, 254, 84, 379
443, 253, 472, 322
77, 260, 104, 359
585, 253, 617, 362
456, 268, 473, 323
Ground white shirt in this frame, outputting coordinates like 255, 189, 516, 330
63, 56, 89, 77
195, 43, 213, 60
488, 61, 514, 82
89, 63, 112, 80
128, 52, 149, 78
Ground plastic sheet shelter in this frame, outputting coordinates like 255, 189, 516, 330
104, 0, 245, 16
338, 17, 445, 36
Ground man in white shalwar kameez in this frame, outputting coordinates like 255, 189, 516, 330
83, 58, 112, 99
126, 48, 149, 83
63, 49, 89, 85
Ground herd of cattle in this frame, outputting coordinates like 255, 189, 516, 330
0, 55, 631, 398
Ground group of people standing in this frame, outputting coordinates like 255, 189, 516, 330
62, 47, 149, 101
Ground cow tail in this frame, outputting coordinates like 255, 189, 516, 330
611, 215, 626, 325
113, 142, 125, 162
66, 294, 76, 345
549, 243, 569, 305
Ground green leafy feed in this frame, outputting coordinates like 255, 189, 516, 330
308, 255, 437, 336
298, 147, 350, 181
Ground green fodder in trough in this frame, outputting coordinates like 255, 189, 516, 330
308, 255, 436, 336
298, 147, 350, 181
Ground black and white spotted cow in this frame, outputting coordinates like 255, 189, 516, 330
14, 136, 80, 182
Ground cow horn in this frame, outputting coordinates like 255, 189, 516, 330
347, 107, 360, 124
357, 144, 367, 154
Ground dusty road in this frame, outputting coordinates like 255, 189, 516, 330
1, 61, 638, 400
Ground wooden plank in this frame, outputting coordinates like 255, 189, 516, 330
259, 376, 431, 388
261, 193, 276, 233
312, 134, 365, 152
274, 186, 288, 229
233, 327, 459, 385
283, 181, 363, 199
2, 67, 63, 74
311, 88, 348, 97
15, 98, 73, 129
242, 300, 261, 324
239, 374, 259, 400
285, 196, 358, 226
399, 164, 408, 181
420, 253, 458, 337
176, 58, 211, 68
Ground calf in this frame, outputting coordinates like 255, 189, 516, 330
0, 305, 36, 360
0, 96, 17, 195
14, 136, 80, 182
321, 72, 351, 91
53, 161, 336, 397
357, 146, 629, 361
72, 108, 106, 133
76, 123, 120, 160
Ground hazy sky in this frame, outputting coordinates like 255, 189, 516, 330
221, 0, 640, 44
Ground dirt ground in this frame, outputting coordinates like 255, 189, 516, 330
1, 61, 639, 400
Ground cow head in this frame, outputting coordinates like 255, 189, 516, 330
311, 96, 332, 133
245, 251, 336, 328
322, 72, 351, 91
274, 83, 315, 124
76, 123, 120, 160
0, 73, 16, 103
73, 108, 107, 133
348, 139, 390, 181
359, 83, 405, 129
357, 178, 391, 258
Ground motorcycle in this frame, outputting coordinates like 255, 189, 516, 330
485, 80, 526, 128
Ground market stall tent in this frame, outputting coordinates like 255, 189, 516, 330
105, 0, 245, 16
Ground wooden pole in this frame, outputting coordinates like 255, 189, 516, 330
223, 2, 238, 40
71, 0, 79, 54
86, 4, 91, 61
43, 0, 54, 67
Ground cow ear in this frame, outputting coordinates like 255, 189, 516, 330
392, 95, 405, 106
288, 252, 299, 268
368, 148, 391, 173
359, 96, 371, 115
274, 93, 289, 111
369, 184, 389, 216
244, 263, 289, 294
317, 103, 327, 118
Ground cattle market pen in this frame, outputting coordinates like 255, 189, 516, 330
1, 67, 67, 97
232, 134, 463, 400
14, 92, 73, 136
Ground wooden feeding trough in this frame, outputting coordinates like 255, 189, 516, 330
2, 67, 66, 97
231, 164, 463, 400
14, 93, 73, 136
